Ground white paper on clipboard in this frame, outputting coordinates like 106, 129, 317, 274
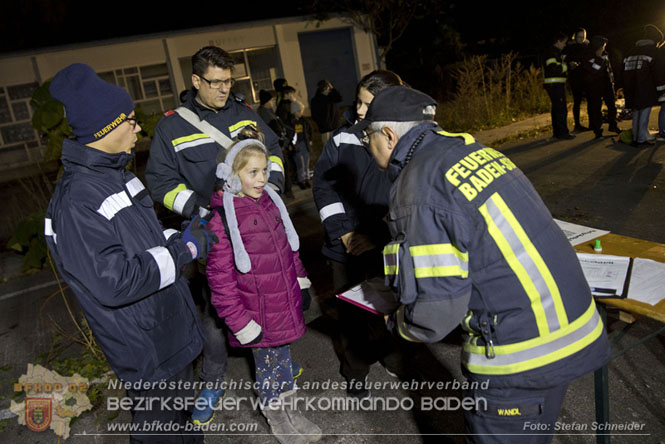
576, 252, 631, 297
627, 257, 665, 305
336, 277, 399, 315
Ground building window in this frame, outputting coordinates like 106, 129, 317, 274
0, 83, 41, 166
99, 63, 175, 115
229, 46, 282, 104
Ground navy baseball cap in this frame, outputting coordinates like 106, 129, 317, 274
348, 85, 437, 134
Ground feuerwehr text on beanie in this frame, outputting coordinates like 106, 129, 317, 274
49, 63, 134, 144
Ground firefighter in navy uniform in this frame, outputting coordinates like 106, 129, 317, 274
351, 86, 610, 443
45, 64, 216, 443
563, 28, 591, 132
145, 46, 285, 426
544, 32, 575, 140
146, 49, 284, 219
582, 36, 621, 139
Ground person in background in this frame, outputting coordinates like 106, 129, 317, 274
622, 24, 663, 147
310, 79, 343, 145
583, 36, 620, 139
207, 136, 321, 444
258, 89, 295, 198
312, 70, 409, 399
600, 42, 621, 135
543, 32, 575, 140
564, 28, 590, 132
273, 78, 289, 109
291, 100, 313, 189
276, 85, 297, 125
655, 32, 665, 141
276, 85, 300, 191
45, 63, 216, 443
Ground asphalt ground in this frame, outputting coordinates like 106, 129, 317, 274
1, 110, 665, 443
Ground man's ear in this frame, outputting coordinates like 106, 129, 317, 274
383, 126, 399, 151
192, 74, 201, 91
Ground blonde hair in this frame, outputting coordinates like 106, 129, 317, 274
231, 143, 269, 174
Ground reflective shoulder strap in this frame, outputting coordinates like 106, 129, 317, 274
174, 106, 234, 150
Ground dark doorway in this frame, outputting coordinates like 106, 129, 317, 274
298, 28, 359, 110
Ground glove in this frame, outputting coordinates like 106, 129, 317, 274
181, 215, 219, 260
301, 288, 311, 311
247, 330, 264, 345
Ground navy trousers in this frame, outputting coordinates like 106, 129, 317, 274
545, 84, 570, 138
463, 383, 569, 444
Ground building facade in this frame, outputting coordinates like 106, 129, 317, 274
0, 15, 379, 174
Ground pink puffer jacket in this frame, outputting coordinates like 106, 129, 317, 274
206, 190, 306, 348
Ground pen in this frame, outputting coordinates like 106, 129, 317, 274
590, 287, 617, 295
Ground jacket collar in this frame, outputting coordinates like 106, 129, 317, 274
342, 108, 355, 127
186, 91, 234, 119
387, 122, 439, 182
209, 189, 270, 209
61, 138, 134, 174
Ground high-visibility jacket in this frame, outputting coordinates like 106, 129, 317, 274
45, 139, 203, 383
145, 93, 285, 218
543, 45, 568, 85
383, 122, 610, 387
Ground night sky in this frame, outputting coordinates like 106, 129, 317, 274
2, 0, 664, 83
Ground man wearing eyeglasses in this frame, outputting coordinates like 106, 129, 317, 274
145, 46, 286, 426
147, 46, 285, 219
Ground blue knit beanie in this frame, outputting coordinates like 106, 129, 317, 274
49, 63, 134, 144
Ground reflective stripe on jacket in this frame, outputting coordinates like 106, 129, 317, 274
543, 46, 568, 84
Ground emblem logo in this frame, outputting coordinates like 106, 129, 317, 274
25, 397, 52, 432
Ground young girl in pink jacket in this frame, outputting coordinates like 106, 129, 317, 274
206, 137, 321, 444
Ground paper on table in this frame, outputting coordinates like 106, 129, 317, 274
336, 277, 399, 315
576, 253, 631, 297
627, 258, 665, 306
555, 219, 610, 246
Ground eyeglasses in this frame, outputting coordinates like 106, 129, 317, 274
198, 75, 236, 89
360, 128, 380, 147
126, 116, 138, 129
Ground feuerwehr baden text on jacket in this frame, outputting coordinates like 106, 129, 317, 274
382, 122, 610, 388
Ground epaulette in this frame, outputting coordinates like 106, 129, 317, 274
435, 130, 475, 146
164, 110, 175, 117
231, 93, 253, 110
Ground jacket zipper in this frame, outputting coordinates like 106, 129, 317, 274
256, 199, 299, 324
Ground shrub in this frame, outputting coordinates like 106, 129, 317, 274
436, 53, 549, 133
